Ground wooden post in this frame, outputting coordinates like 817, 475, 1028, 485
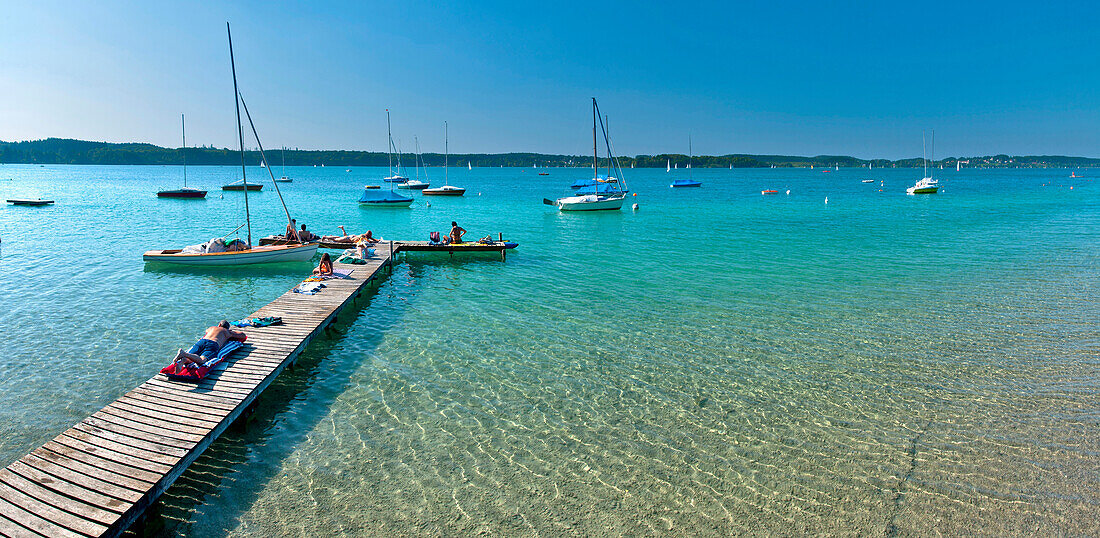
498, 232, 502, 242
388, 240, 394, 273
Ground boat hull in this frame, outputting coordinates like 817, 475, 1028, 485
143, 243, 318, 265
907, 186, 939, 194
422, 188, 465, 196
7, 199, 54, 206
157, 189, 207, 198
222, 184, 263, 191
359, 200, 413, 207
557, 195, 625, 211
670, 181, 702, 188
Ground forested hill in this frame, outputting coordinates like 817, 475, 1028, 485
2, 138, 1098, 169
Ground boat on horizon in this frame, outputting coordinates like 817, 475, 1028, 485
275, 147, 292, 182
158, 114, 207, 199
146, 24, 317, 266
907, 131, 940, 195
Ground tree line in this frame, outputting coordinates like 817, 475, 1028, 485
2, 138, 1098, 168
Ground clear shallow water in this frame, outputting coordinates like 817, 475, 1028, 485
0, 164, 1096, 535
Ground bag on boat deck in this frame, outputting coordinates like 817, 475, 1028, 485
160, 335, 246, 381
429, 231, 441, 244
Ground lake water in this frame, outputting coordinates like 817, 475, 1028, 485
0, 164, 1096, 535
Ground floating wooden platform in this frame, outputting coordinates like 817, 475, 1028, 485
0, 252, 398, 537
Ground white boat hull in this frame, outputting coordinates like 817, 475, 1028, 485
557, 194, 625, 211
143, 243, 319, 265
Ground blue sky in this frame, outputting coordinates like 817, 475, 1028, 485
1, 0, 1098, 158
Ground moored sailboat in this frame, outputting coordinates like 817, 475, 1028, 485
422, 121, 466, 196
550, 98, 627, 211
158, 114, 207, 198
145, 24, 317, 266
907, 131, 940, 195
671, 134, 702, 187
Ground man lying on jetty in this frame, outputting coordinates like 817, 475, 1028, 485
174, 320, 246, 367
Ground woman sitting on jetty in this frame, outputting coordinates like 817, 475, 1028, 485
312, 253, 334, 276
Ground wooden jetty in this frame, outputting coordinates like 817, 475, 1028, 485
0, 249, 410, 537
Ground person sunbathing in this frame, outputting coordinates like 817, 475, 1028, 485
174, 320, 246, 367
321, 226, 378, 244
312, 253, 334, 276
449, 221, 466, 243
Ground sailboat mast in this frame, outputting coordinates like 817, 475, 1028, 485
444, 121, 449, 185
386, 109, 393, 176
922, 131, 928, 178
181, 113, 187, 188
930, 130, 935, 179
688, 134, 692, 181
592, 98, 597, 181
227, 23, 251, 248
281, 146, 285, 178
239, 94, 294, 230
605, 115, 611, 181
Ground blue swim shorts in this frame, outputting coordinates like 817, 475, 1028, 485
188, 338, 221, 359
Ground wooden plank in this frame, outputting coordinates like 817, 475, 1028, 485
93, 407, 208, 444
5, 461, 128, 515
17, 455, 142, 505
0, 512, 41, 538
0, 479, 108, 537
39, 442, 161, 485
0, 495, 87, 538
54, 433, 174, 474
70, 423, 188, 460
27, 448, 152, 494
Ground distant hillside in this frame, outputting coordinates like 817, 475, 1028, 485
2, 138, 1099, 169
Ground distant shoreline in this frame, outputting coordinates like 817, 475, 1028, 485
2, 138, 1098, 169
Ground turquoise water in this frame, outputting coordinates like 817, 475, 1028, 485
0, 164, 1096, 535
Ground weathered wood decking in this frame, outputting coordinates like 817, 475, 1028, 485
0, 251, 398, 537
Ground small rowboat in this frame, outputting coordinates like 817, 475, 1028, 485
7, 199, 54, 206
761, 190, 778, 195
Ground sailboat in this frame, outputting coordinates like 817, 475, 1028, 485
468, 161, 472, 170
145, 24, 317, 265
275, 147, 292, 182
158, 114, 207, 198
398, 136, 430, 189
383, 110, 409, 182
547, 98, 627, 211
666, 159, 671, 172
907, 131, 940, 195
423, 122, 466, 196
671, 135, 702, 187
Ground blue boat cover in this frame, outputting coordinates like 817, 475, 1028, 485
671, 179, 702, 186
574, 182, 621, 195
359, 189, 413, 203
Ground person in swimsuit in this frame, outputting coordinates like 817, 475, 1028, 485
321, 226, 378, 244
174, 320, 246, 367
449, 221, 466, 243
313, 253, 334, 275
285, 219, 300, 241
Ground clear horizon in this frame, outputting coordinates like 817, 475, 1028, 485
2, 1, 1098, 159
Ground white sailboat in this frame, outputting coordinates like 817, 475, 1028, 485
398, 136, 430, 189
145, 24, 318, 265
468, 161, 472, 170
275, 147, 292, 182
666, 159, 671, 172
907, 131, 940, 195
383, 110, 408, 183
550, 98, 626, 211
422, 122, 466, 196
